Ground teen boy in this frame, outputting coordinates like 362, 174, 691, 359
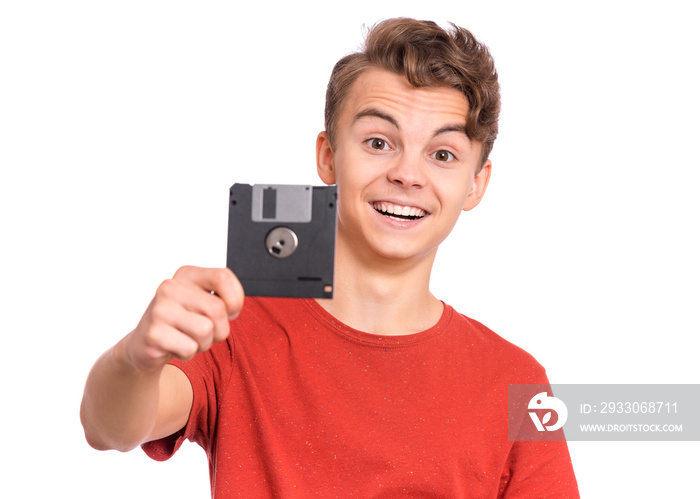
81, 18, 579, 497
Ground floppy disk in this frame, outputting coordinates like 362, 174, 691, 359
226, 183, 337, 298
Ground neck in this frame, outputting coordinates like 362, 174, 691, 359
315, 239, 443, 336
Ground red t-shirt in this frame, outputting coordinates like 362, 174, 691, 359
143, 297, 579, 498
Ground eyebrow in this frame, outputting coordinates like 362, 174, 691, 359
353, 108, 399, 128
433, 124, 470, 140
353, 108, 471, 141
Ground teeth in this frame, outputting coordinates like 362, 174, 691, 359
372, 202, 426, 219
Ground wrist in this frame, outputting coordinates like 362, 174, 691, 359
110, 332, 164, 377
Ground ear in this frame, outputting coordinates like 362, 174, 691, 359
462, 159, 492, 212
316, 131, 336, 185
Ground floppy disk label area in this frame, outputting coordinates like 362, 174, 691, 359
227, 183, 337, 299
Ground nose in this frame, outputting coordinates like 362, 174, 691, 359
386, 155, 426, 189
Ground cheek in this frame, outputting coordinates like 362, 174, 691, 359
335, 156, 379, 193
434, 174, 473, 209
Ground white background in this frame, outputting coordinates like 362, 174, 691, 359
1, 1, 698, 497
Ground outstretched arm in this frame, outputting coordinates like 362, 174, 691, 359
80, 266, 244, 452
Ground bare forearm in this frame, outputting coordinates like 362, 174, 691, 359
80, 266, 242, 452
80, 341, 162, 452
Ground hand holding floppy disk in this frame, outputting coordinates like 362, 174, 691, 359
226, 184, 337, 298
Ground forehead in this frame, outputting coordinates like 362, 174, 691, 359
339, 68, 469, 128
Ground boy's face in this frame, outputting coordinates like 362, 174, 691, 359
316, 68, 491, 264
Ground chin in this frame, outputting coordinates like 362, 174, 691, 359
371, 239, 438, 263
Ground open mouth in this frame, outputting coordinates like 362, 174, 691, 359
372, 202, 427, 221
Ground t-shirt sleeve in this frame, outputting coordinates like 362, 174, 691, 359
498, 439, 579, 498
141, 337, 234, 462
497, 367, 580, 498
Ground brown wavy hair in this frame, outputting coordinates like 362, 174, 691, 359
324, 18, 500, 171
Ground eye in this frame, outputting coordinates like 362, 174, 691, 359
432, 149, 455, 162
367, 138, 389, 150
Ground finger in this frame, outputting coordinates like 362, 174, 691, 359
148, 322, 201, 362
154, 302, 218, 352
173, 266, 245, 320
154, 277, 230, 344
